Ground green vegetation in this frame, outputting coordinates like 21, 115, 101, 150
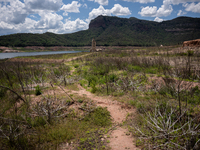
0, 16, 200, 47
0, 45, 200, 149
71, 46, 200, 149
35, 85, 42, 96
0, 56, 111, 149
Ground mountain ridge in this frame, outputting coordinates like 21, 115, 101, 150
0, 15, 200, 47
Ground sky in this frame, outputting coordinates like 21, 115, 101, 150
0, 0, 200, 36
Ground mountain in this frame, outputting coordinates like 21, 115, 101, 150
0, 15, 200, 47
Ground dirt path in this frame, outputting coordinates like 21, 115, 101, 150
69, 85, 139, 150
13, 51, 139, 149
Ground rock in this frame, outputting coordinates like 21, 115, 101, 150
183, 39, 200, 48
90, 38, 96, 52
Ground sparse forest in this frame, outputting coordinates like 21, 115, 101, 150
0, 46, 200, 149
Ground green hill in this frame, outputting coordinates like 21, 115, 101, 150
0, 15, 200, 47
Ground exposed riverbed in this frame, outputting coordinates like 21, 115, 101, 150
0, 51, 83, 59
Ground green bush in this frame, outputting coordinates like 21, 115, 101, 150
78, 99, 83, 103
119, 52, 127, 57
35, 85, 42, 96
79, 79, 88, 87
84, 107, 111, 127
74, 64, 79, 68
109, 74, 118, 82
91, 85, 97, 93
87, 75, 98, 87
92, 63, 110, 76
187, 50, 194, 56
177, 52, 187, 56
188, 96, 200, 105
32, 116, 47, 127
53, 68, 61, 76
86, 75, 99, 93
145, 67, 158, 74
129, 100, 137, 107
77, 129, 107, 150
132, 66, 142, 72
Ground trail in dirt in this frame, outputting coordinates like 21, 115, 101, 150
18, 52, 139, 149
69, 85, 139, 150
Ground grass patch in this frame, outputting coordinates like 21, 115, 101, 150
84, 107, 112, 127
77, 128, 108, 150
66, 83, 79, 91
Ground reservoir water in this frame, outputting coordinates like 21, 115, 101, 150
0, 51, 82, 59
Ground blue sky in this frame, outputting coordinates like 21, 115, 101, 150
0, 0, 200, 35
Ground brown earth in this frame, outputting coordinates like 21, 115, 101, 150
59, 84, 139, 150
28, 83, 139, 150
183, 39, 200, 47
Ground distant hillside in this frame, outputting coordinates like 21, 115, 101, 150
0, 16, 200, 47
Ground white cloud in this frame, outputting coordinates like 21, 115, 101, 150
154, 17, 163, 22
0, 0, 90, 35
139, 1, 173, 17
0, 21, 14, 30
88, 0, 109, 5
61, 1, 81, 13
0, 18, 39, 35
138, 0, 200, 18
83, 3, 88, 8
0, 0, 12, 2
24, 0, 63, 11
0, 0, 64, 27
34, 11, 63, 29
17, 18, 38, 32
88, 5, 111, 21
122, 0, 155, 3
157, 4, 173, 17
63, 18, 88, 32
87, 4, 131, 22
63, 12, 68, 16
2, 0, 199, 36
0, 0, 27, 24
138, 6, 157, 17
111, 4, 131, 16
30, 15, 37, 18
0, 11, 88, 35
177, 10, 187, 16
163, 0, 200, 5
184, 2, 200, 13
